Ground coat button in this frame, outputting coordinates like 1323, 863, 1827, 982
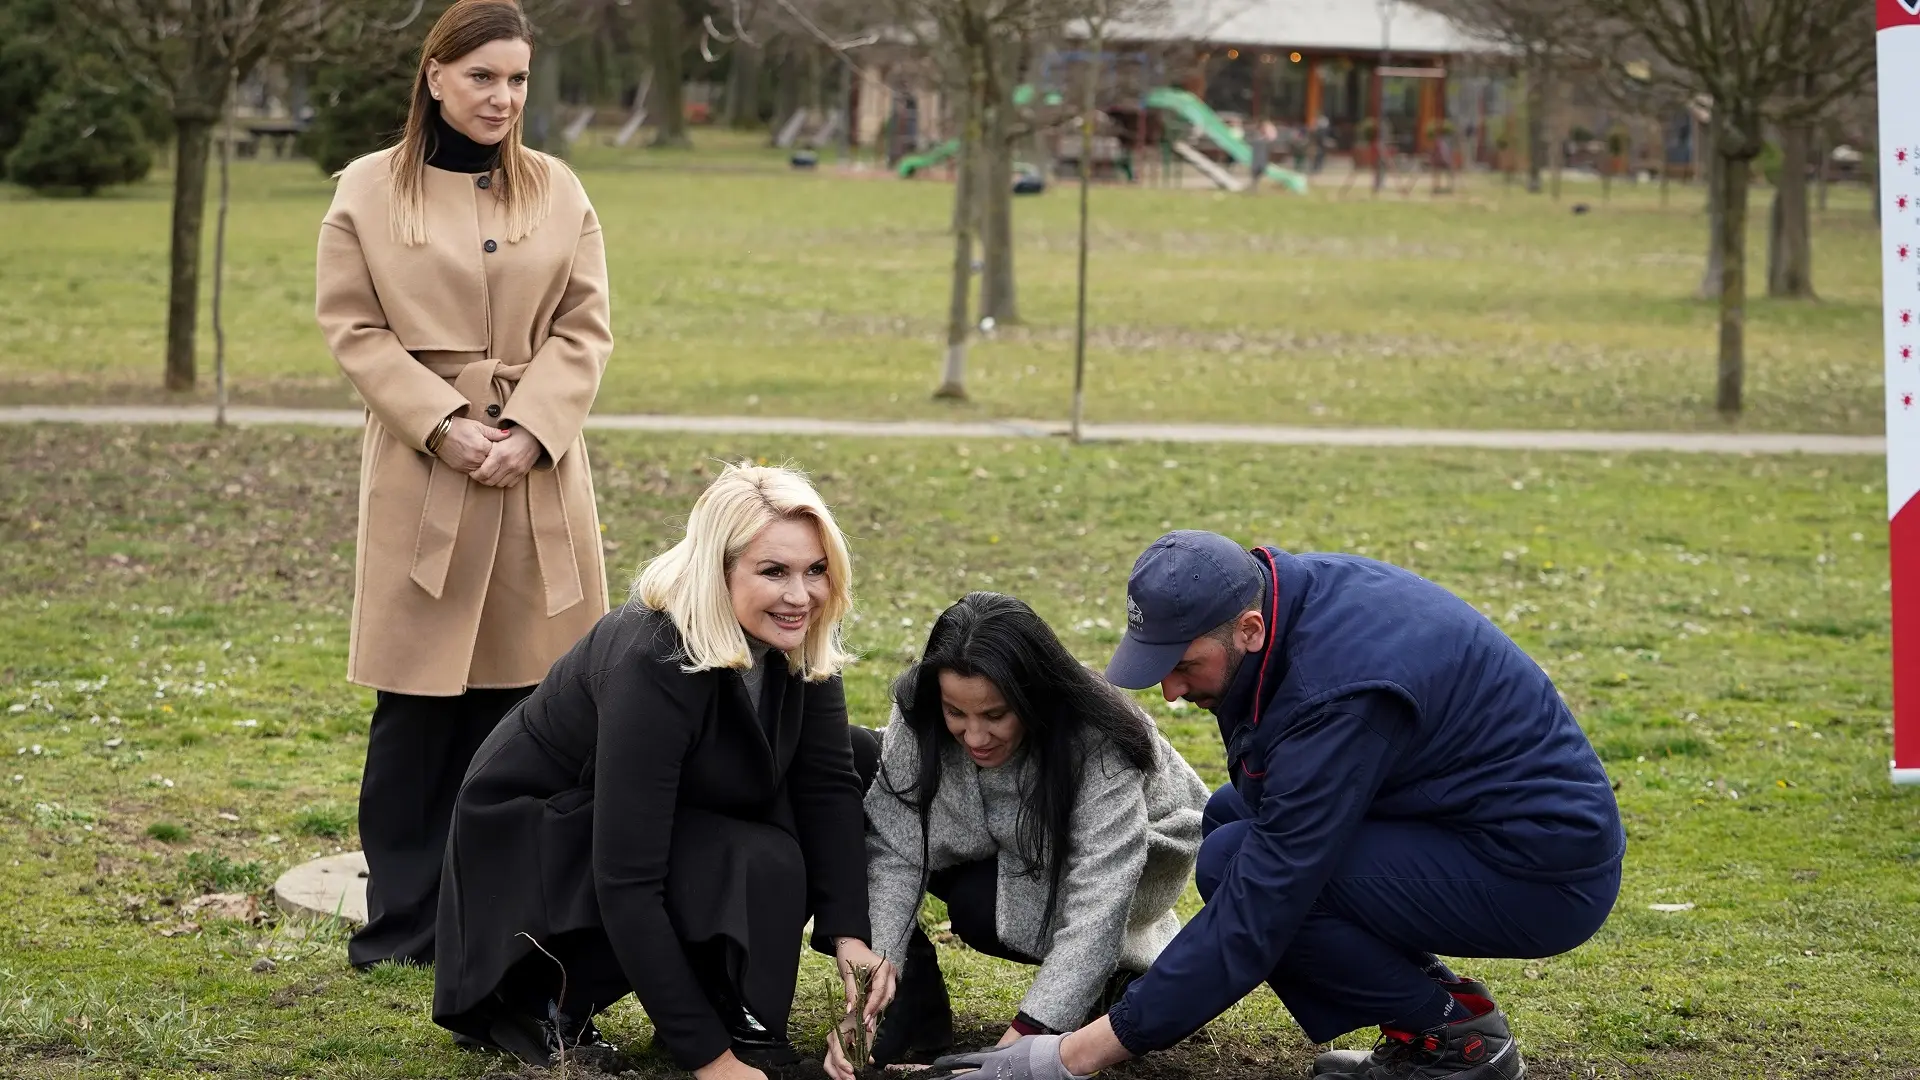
485, 404, 501, 418
476, 174, 491, 189
483, 239, 498, 253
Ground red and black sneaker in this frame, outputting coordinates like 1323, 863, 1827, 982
1387, 1006, 1524, 1080
1315, 1007, 1525, 1080
1312, 977, 1498, 1077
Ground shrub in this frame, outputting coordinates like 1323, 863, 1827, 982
5, 58, 151, 195
0, 0, 63, 175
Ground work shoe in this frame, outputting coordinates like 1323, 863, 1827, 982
872, 925, 954, 1066
1311, 977, 1496, 1077
1318, 1005, 1524, 1080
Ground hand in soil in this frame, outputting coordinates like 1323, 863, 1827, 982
695, 1049, 770, 1080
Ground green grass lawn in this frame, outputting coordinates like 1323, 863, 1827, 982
0, 131, 1887, 435
1, 424, 1911, 1079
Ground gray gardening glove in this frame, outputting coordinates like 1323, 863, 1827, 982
931, 1035, 1091, 1080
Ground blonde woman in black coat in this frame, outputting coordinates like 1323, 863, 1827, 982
433, 464, 896, 1079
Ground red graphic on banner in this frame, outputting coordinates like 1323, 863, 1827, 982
1904, 345, 1914, 361
1893, 502, 1920, 772
1906, 392, 1916, 409
1905, 310, 1916, 327
1902, 148, 1914, 166
1883, 0, 1920, 29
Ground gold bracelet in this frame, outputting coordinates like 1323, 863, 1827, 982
425, 416, 452, 454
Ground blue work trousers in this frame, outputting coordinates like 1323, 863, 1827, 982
1198, 784, 1620, 1042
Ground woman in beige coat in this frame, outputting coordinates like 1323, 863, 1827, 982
313, 0, 612, 970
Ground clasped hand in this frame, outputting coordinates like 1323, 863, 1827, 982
434, 417, 540, 488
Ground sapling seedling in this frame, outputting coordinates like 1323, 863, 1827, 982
831, 961, 876, 1074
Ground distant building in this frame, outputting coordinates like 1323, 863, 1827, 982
1102, 0, 1503, 156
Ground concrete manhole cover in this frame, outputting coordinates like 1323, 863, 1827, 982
271, 850, 369, 925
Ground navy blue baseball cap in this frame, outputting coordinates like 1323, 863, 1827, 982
1106, 531, 1263, 690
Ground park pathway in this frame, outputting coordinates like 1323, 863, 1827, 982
0, 404, 1885, 456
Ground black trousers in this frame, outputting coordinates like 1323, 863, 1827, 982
350, 686, 531, 970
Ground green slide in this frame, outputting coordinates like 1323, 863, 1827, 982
1145, 87, 1310, 194
898, 140, 959, 178
898, 86, 1061, 178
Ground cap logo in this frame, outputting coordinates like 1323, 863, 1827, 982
1126, 595, 1144, 631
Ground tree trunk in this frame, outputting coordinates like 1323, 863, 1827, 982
1716, 152, 1750, 418
1071, 17, 1102, 443
802, 47, 823, 116
1815, 129, 1829, 212
164, 116, 214, 392
648, 0, 688, 148
950, 100, 977, 236
214, 70, 235, 427
1547, 76, 1562, 201
1769, 121, 1814, 298
770, 52, 801, 144
936, 53, 985, 401
525, 47, 563, 154
1766, 189, 1785, 295
726, 43, 760, 129
980, 79, 1018, 325
1524, 58, 1547, 195
1698, 117, 1724, 301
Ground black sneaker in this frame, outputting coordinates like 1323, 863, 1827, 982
872, 925, 954, 1066
1312, 978, 1497, 1077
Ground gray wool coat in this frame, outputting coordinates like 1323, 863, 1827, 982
863, 709, 1210, 1032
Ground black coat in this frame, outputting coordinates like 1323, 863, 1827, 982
432, 606, 871, 1068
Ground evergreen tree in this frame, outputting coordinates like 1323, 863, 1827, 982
6, 57, 153, 195
0, 0, 64, 175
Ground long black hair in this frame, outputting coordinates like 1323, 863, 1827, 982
882, 591, 1159, 935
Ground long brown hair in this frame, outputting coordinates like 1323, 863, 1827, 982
388, 0, 551, 246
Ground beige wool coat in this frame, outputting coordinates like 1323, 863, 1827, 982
315, 148, 612, 697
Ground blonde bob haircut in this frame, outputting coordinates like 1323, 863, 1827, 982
632, 463, 854, 681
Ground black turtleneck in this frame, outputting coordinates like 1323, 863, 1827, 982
427, 112, 500, 174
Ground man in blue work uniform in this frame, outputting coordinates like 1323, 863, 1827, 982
937, 531, 1623, 1080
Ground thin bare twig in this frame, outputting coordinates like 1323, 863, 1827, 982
515, 932, 570, 1077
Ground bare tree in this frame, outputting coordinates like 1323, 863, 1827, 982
646, 0, 692, 146
64, 0, 388, 393
880, 0, 1051, 399
1765, 67, 1875, 299
1586, 0, 1874, 417
1416, 0, 1588, 195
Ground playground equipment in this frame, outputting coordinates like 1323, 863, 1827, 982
1144, 88, 1310, 194
897, 85, 1057, 178
898, 139, 959, 178
889, 65, 1311, 195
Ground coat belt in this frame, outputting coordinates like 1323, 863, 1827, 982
407, 356, 586, 618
